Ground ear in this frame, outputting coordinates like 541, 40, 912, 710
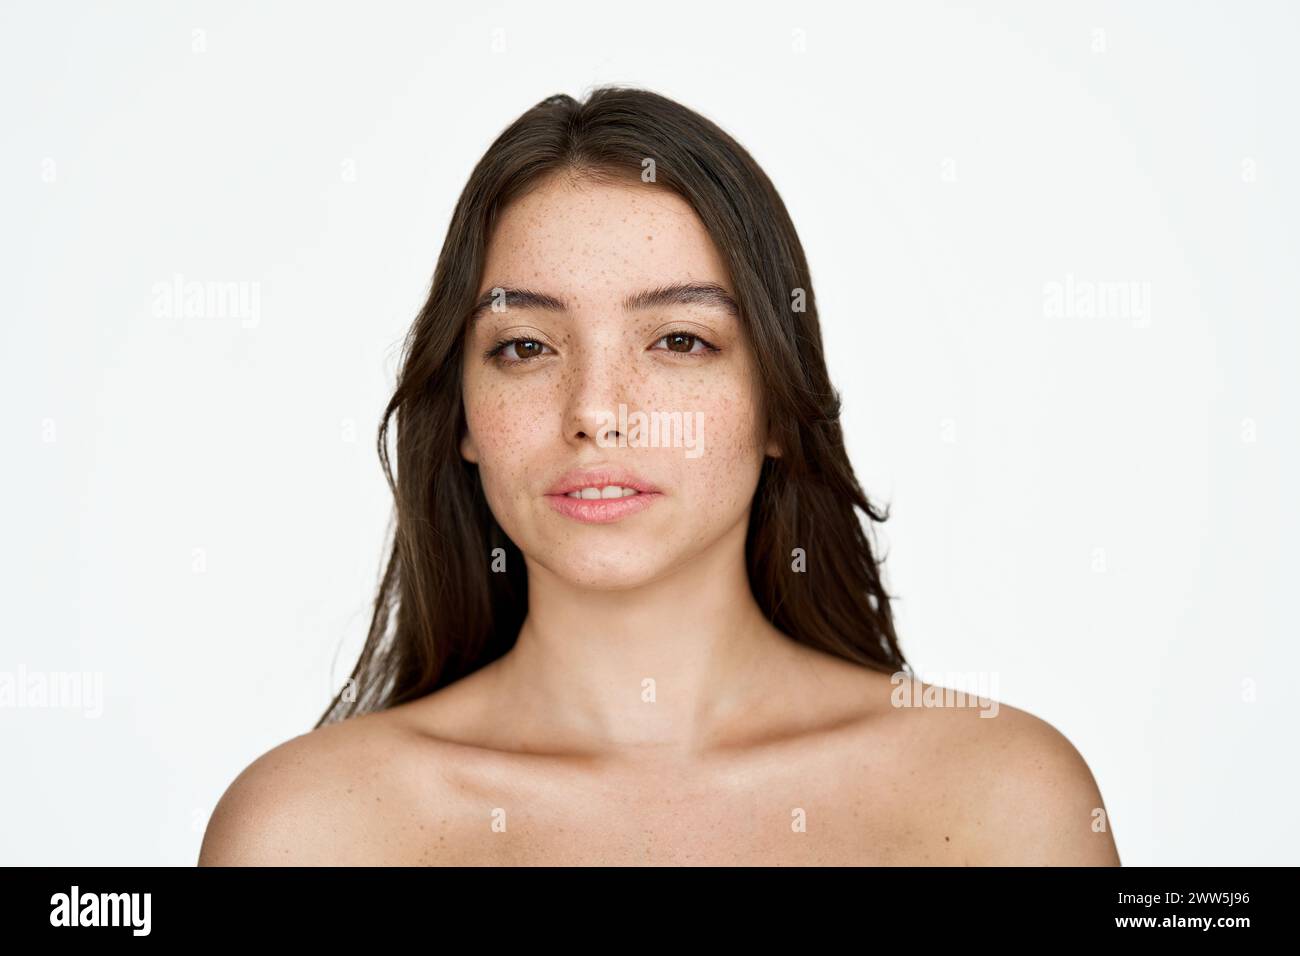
460, 429, 479, 464
764, 433, 782, 459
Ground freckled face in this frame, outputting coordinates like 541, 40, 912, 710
459, 172, 778, 589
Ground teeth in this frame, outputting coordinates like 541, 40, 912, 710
566, 485, 640, 499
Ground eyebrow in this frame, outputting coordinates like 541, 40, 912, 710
467, 282, 740, 324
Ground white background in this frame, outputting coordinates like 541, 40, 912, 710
2, 0, 1296, 865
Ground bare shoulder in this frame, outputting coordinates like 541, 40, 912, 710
198, 709, 418, 866
883, 679, 1121, 866
799, 662, 1121, 865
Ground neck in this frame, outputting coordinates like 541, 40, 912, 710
493, 517, 793, 759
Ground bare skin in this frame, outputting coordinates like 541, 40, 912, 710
199, 658, 1121, 865
199, 170, 1121, 866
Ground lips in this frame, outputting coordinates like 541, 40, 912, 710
543, 466, 664, 524
544, 467, 662, 497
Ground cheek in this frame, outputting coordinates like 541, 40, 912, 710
672, 380, 766, 509
463, 381, 553, 502
679, 361, 765, 453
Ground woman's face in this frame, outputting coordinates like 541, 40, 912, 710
460, 171, 778, 589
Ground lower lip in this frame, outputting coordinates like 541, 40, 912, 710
545, 491, 663, 524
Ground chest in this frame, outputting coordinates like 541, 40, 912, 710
382, 757, 967, 866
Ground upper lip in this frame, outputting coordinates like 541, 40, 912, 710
545, 466, 663, 496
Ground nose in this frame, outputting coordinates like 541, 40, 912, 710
562, 339, 637, 447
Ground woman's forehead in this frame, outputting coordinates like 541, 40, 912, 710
482, 177, 731, 295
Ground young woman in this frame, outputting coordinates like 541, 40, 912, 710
200, 87, 1120, 866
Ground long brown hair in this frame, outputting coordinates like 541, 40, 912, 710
315, 86, 907, 728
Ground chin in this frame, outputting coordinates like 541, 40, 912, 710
536, 548, 671, 591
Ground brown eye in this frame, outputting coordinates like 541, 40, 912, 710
486, 337, 553, 365
652, 331, 719, 356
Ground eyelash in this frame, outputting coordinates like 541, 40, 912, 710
483, 330, 721, 366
